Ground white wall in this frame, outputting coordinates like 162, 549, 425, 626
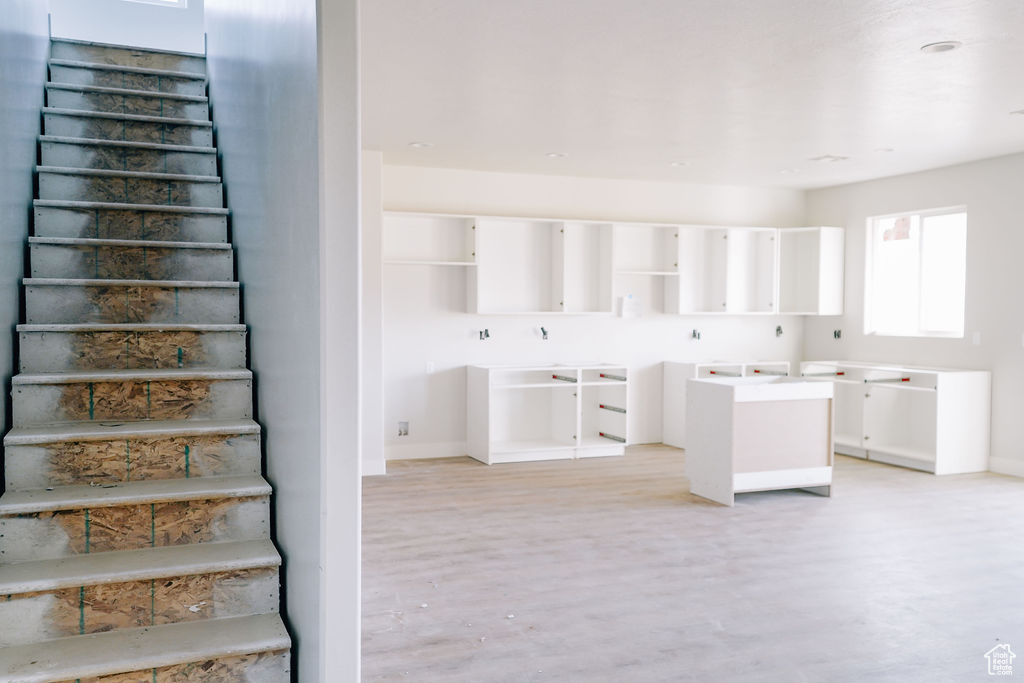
317, 0, 362, 679
362, 151, 385, 475
51, 0, 205, 54
376, 165, 807, 460
204, 0, 334, 679
804, 153, 1024, 477
0, 0, 49, 464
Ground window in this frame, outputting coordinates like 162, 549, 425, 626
864, 207, 967, 338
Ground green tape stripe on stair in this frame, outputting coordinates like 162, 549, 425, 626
88, 382, 94, 420
185, 444, 191, 478
79, 586, 85, 634
84, 508, 91, 553
126, 440, 131, 481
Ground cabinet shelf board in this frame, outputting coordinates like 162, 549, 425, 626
864, 382, 937, 393
493, 382, 576, 390
580, 380, 627, 386
615, 270, 679, 276
383, 259, 477, 266
491, 439, 577, 454
866, 443, 937, 463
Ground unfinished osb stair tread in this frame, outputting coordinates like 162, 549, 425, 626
35, 199, 229, 215
37, 166, 221, 183
0, 540, 279, 595
53, 649, 289, 683
19, 324, 244, 332
0, 567, 279, 646
0, 475, 271, 514
40, 136, 216, 154
48, 59, 207, 80
29, 237, 230, 250
0, 614, 290, 683
5, 419, 258, 450
43, 107, 214, 127
26, 277, 237, 288
4, 430, 260, 489
46, 82, 208, 102
14, 369, 250, 384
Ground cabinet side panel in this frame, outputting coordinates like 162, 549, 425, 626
684, 381, 735, 506
466, 367, 491, 462
935, 372, 991, 474
662, 362, 690, 448
818, 227, 845, 315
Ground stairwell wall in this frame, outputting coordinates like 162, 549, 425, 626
0, 2, 49, 461
204, 0, 330, 679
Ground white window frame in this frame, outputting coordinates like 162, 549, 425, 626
863, 205, 967, 339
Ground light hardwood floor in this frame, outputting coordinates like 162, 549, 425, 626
363, 446, 1024, 682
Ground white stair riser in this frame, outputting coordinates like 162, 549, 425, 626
0, 566, 278, 647
25, 284, 239, 325
0, 496, 270, 562
38, 172, 222, 208
12, 377, 253, 427
19, 328, 246, 373
50, 43, 206, 73
46, 87, 210, 120
41, 140, 217, 176
30, 243, 233, 281
49, 64, 206, 97
5, 432, 260, 490
44, 112, 213, 146
34, 205, 228, 243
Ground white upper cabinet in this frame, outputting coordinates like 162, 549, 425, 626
383, 212, 843, 316
778, 227, 844, 315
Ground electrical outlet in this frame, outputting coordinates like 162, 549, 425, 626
972, 331, 982, 346
398, 421, 409, 437
425, 361, 435, 374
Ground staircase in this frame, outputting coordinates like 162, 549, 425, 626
0, 39, 291, 681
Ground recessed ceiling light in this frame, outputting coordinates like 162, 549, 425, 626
669, 161, 688, 167
809, 154, 849, 163
545, 152, 568, 158
408, 141, 434, 148
920, 40, 962, 54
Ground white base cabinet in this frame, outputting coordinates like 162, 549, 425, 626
800, 361, 991, 474
663, 360, 791, 449
467, 364, 629, 464
686, 376, 834, 506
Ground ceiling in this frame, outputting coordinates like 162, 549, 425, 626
360, 0, 1024, 189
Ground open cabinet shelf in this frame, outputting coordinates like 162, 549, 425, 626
383, 212, 843, 317
467, 364, 630, 464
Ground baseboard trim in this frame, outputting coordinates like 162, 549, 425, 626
989, 457, 1024, 478
385, 440, 467, 461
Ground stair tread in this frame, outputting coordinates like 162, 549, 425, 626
25, 277, 238, 287
50, 37, 207, 60
0, 540, 279, 594
14, 368, 251, 384
0, 474, 271, 514
41, 134, 215, 154
29, 236, 231, 250
43, 106, 212, 127
5, 417, 260, 445
49, 58, 206, 80
37, 165, 220, 182
0, 613, 289, 682
18, 323, 245, 332
47, 81, 207, 102
34, 198, 229, 214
